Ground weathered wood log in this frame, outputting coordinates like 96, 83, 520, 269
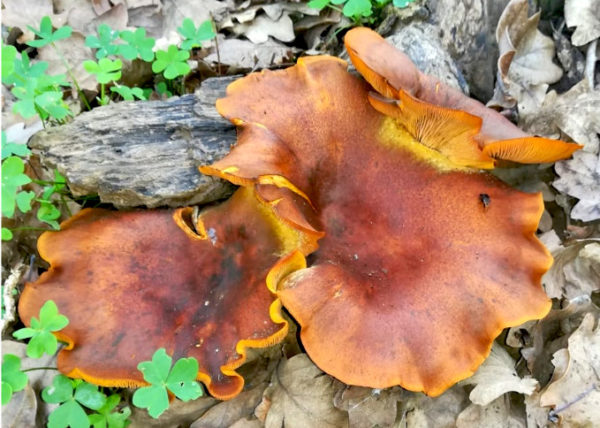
29, 77, 238, 208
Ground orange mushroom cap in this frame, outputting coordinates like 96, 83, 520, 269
205, 55, 553, 396
344, 27, 582, 166
18, 187, 318, 400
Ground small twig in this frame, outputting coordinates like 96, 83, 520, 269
210, 15, 221, 76
548, 384, 598, 422
22, 367, 59, 373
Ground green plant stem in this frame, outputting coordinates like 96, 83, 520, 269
60, 194, 72, 217
51, 42, 91, 111
326, 4, 344, 13
22, 367, 59, 372
31, 179, 63, 186
101, 83, 106, 105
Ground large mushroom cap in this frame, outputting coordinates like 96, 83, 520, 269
205, 54, 553, 395
18, 187, 317, 399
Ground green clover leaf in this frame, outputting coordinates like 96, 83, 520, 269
2, 228, 14, 241
155, 82, 172, 97
13, 300, 69, 358
2, 131, 31, 160
43, 376, 107, 428
152, 45, 190, 80
85, 24, 120, 59
307, 0, 330, 9
2, 156, 32, 217
83, 58, 123, 85
88, 394, 131, 428
11, 73, 70, 120
177, 19, 216, 51
340, 0, 373, 18
132, 348, 202, 419
118, 28, 155, 62
27, 16, 72, 48
2, 354, 28, 405
1, 44, 17, 82
110, 85, 146, 101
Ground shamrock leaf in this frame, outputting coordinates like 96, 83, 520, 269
177, 19, 216, 51
2, 228, 13, 241
1, 44, 17, 82
13, 300, 69, 358
27, 16, 72, 48
118, 28, 155, 61
152, 45, 190, 80
35, 91, 72, 120
43, 376, 107, 428
110, 85, 146, 101
12, 73, 70, 120
2, 354, 28, 405
132, 348, 202, 419
88, 394, 131, 428
155, 82, 172, 98
2, 156, 32, 218
85, 24, 120, 60
307, 0, 330, 9
2, 131, 31, 160
5, 51, 49, 86
83, 59, 122, 85
339, 0, 373, 18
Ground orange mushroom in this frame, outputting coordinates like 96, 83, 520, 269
344, 27, 582, 166
204, 52, 560, 395
18, 187, 317, 400
19, 27, 579, 401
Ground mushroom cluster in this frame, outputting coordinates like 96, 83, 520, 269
19, 28, 581, 400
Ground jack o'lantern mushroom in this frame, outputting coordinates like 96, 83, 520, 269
19, 27, 581, 401
18, 187, 318, 400
203, 33, 579, 395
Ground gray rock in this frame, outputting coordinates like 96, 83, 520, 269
29, 77, 238, 209
387, 23, 469, 94
428, 0, 510, 101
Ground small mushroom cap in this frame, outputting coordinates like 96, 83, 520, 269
345, 27, 582, 164
18, 187, 317, 400
207, 55, 553, 395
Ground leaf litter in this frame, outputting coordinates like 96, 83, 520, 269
2, 0, 600, 427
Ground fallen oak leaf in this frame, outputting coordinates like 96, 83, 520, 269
459, 343, 538, 406
565, 0, 600, 46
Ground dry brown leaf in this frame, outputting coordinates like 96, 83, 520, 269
542, 232, 600, 299
490, 0, 562, 110
398, 387, 466, 428
333, 386, 400, 428
565, 0, 600, 46
554, 151, 600, 222
1, 0, 64, 42
540, 313, 600, 427
261, 355, 348, 428
524, 391, 551, 428
204, 37, 295, 70
232, 13, 295, 44
83, 2, 129, 34
190, 385, 267, 428
36, 33, 97, 92
456, 395, 526, 428
520, 80, 600, 152
460, 343, 538, 406
129, 395, 216, 427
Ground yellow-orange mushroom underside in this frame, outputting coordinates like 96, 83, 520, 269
18, 187, 316, 399
204, 55, 553, 395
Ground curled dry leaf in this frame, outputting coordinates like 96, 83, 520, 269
204, 37, 295, 71
540, 313, 600, 427
460, 343, 538, 406
231, 13, 295, 44
564, 0, 600, 46
490, 0, 562, 111
554, 150, 600, 222
261, 354, 348, 428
